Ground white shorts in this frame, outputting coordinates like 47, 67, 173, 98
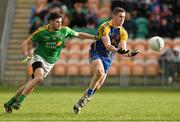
31, 54, 54, 77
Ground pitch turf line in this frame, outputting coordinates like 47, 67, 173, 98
0, 86, 180, 121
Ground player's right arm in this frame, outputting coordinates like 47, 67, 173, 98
102, 36, 129, 54
98, 22, 118, 53
101, 36, 118, 53
22, 36, 33, 56
22, 26, 44, 56
21, 36, 33, 63
21, 26, 43, 63
100, 22, 128, 54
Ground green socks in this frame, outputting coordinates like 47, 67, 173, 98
6, 97, 17, 107
6, 94, 26, 107
17, 94, 26, 104
5, 94, 26, 109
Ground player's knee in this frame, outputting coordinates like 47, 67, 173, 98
96, 70, 105, 79
35, 75, 44, 82
33, 68, 45, 82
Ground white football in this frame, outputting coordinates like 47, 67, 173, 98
149, 36, 164, 51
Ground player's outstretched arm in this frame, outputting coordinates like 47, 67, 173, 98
22, 36, 33, 56
77, 32, 96, 40
21, 36, 33, 63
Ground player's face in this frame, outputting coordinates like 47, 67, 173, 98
52, 18, 62, 30
114, 12, 125, 26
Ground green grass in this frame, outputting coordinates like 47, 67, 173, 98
0, 86, 180, 121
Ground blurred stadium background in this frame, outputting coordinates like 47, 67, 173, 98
0, 0, 180, 86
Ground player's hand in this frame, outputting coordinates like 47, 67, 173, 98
117, 47, 129, 54
21, 55, 31, 64
128, 49, 139, 57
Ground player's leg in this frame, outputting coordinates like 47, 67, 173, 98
4, 55, 53, 112
11, 57, 54, 111
12, 67, 45, 110
4, 85, 26, 113
84, 60, 104, 90
13, 84, 35, 99
73, 59, 105, 113
14, 85, 26, 99
21, 68, 44, 96
94, 56, 112, 93
4, 79, 38, 113
94, 74, 107, 94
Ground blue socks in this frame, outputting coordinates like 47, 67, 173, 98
87, 88, 94, 97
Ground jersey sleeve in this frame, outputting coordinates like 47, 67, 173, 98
98, 22, 110, 37
31, 28, 42, 42
65, 27, 78, 37
120, 27, 128, 42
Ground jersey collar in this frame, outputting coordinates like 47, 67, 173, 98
109, 20, 121, 28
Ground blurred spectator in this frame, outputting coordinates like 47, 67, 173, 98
174, 15, 180, 37
61, 13, 70, 26
97, 0, 111, 27
124, 0, 138, 13
29, 0, 179, 38
70, 1, 87, 28
158, 18, 172, 38
158, 48, 177, 83
170, 0, 180, 17
43, 5, 62, 25
85, 0, 99, 27
29, 0, 48, 27
137, 0, 149, 18
48, 0, 61, 8
86, 17, 96, 29
161, 4, 173, 22
111, 0, 126, 11
124, 12, 136, 39
29, 0, 48, 33
48, 0, 68, 13
173, 47, 180, 77
147, 0, 159, 13
29, 16, 43, 34
134, 15, 149, 39
160, 4, 174, 38
148, 13, 159, 37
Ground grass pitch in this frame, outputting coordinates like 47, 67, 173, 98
0, 86, 180, 121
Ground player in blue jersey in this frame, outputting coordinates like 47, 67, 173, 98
73, 7, 139, 114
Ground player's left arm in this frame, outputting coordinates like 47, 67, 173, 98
65, 27, 96, 40
119, 28, 139, 57
76, 32, 96, 40
120, 41, 139, 57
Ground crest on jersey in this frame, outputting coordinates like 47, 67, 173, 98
56, 41, 62, 46
111, 33, 120, 46
53, 37, 56, 41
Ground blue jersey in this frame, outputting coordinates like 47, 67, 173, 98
89, 20, 128, 73
90, 20, 128, 58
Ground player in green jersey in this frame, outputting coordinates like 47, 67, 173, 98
4, 12, 97, 113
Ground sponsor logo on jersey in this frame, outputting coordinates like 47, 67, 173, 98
56, 41, 62, 46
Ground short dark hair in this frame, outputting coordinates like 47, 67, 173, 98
48, 12, 62, 21
112, 7, 126, 15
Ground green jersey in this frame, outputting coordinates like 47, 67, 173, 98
31, 24, 78, 64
